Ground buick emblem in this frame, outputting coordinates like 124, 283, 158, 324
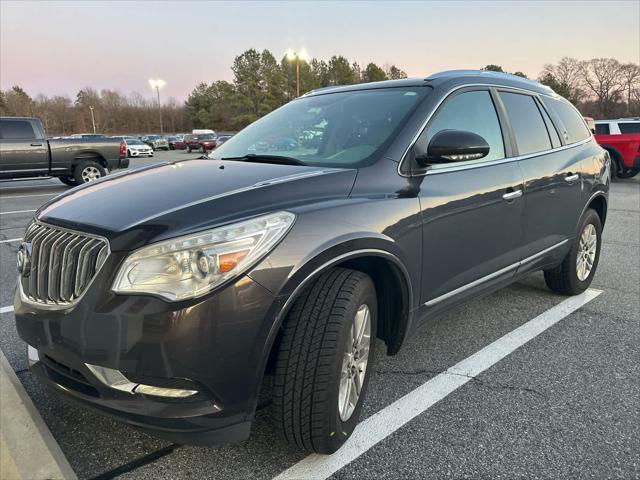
17, 243, 32, 276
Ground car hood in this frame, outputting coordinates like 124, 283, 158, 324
37, 159, 356, 251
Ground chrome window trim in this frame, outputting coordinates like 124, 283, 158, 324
397, 82, 593, 178
423, 239, 568, 307
18, 220, 111, 311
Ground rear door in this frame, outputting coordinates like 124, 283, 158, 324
0, 118, 49, 178
498, 90, 584, 268
413, 88, 525, 311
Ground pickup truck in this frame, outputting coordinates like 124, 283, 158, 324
0, 117, 129, 186
594, 118, 640, 179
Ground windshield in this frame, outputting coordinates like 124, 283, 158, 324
199, 134, 216, 140
147, 135, 159, 140
127, 139, 144, 145
212, 87, 428, 167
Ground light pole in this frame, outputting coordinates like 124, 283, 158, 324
89, 106, 96, 133
286, 50, 308, 97
148, 78, 166, 134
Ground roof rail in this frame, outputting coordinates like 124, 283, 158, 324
425, 69, 555, 94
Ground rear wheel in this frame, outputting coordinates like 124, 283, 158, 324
272, 268, 377, 454
544, 208, 602, 295
186, 146, 191, 153
58, 176, 78, 186
73, 161, 106, 184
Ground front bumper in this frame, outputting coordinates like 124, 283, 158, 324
14, 269, 279, 445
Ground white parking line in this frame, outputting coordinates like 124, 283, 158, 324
0, 306, 14, 314
0, 238, 22, 244
0, 210, 36, 215
274, 288, 602, 480
0, 193, 57, 199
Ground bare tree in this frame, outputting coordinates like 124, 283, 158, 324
620, 63, 640, 116
541, 57, 582, 103
579, 58, 626, 117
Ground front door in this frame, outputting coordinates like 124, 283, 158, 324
410, 88, 525, 311
0, 118, 49, 178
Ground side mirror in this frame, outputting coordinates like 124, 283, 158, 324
416, 129, 490, 166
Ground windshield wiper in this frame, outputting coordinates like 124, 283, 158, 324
220, 154, 305, 166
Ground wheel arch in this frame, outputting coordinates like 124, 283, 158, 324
586, 192, 608, 227
259, 248, 414, 390
72, 151, 108, 169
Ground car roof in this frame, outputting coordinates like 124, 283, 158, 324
594, 118, 640, 123
303, 69, 557, 98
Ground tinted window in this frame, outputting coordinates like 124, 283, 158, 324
619, 122, 640, 134
542, 96, 590, 143
539, 103, 561, 148
595, 123, 610, 135
214, 88, 427, 167
417, 90, 505, 162
0, 119, 37, 139
499, 92, 551, 155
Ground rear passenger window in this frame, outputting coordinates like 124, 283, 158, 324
538, 103, 561, 148
541, 96, 591, 143
595, 124, 610, 135
0, 119, 37, 140
418, 90, 505, 163
619, 123, 640, 134
499, 92, 551, 155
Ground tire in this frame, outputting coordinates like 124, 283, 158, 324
617, 167, 640, 179
126, 149, 131, 158
272, 267, 377, 454
73, 160, 106, 184
544, 208, 602, 295
58, 176, 78, 186
186, 147, 191, 153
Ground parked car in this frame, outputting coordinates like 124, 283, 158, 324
0, 116, 128, 185
192, 129, 216, 135
594, 118, 640, 179
184, 133, 217, 153
142, 135, 169, 150
215, 135, 233, 146
15, 71, 609, 454
167, 135, 186, 150
69, 133, 108, 139
125, 138, 154, 157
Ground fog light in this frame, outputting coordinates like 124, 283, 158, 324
85, 363, 198, 398
134, 384, 198, 398
27, 345, 39, 367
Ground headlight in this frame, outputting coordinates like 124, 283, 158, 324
112, 211, 295, 301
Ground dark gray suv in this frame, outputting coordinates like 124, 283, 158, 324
15, 70, 609, 454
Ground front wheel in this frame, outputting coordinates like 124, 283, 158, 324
73, 161, 106, 184
272, 268, 377, 454
58, 176, 78, 186
544, 208, 602, 295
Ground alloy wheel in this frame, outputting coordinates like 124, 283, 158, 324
81, 166, 102, 183
338, 304, 371, 422
576, 223, 597, 281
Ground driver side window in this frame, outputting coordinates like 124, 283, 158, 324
416, 90, 505, 164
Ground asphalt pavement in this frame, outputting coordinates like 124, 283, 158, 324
0, 151, 638, 479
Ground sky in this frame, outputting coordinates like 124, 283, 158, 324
1, 0, 638, 103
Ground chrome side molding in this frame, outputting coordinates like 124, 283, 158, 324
424, 239, 569, 307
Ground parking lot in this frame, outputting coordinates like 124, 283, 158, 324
0, 152, 638, 479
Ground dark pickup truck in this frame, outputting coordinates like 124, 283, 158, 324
0, 117, 129, 185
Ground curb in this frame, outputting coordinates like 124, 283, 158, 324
0, 349, 77, 480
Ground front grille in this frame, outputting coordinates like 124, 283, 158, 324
20, 222, 109, 306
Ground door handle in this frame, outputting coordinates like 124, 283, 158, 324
30, 143, 43, 147
502, 189, 523, 201
565, 173, 579, 182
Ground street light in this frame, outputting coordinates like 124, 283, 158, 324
148, 78, 166, 134
88, 106, 96, 133
286, 49, 308, 97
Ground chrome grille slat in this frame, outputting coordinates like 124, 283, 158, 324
20, 223, 109, 307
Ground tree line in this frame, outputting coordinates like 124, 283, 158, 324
1, 51, 638, 136
0, 86, 191, 136
484, 58, 640, 118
